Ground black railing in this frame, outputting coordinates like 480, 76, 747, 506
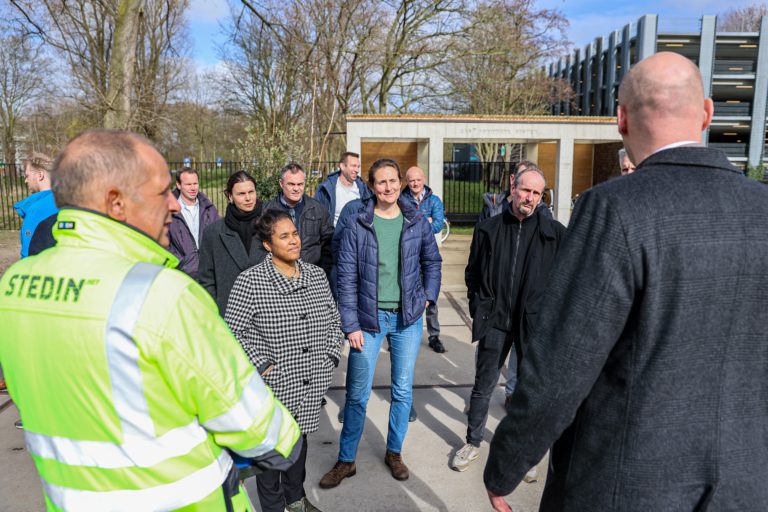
443, 161, 510, 223
0, 164, 26, 230
167, 162, 339, 213
0, 161, 340, 230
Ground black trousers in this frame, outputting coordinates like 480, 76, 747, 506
255, 434, 308, 512
466, 327, 515, 447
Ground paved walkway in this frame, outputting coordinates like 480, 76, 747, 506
0, 234, 545, 511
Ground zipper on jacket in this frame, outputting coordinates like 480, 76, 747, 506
398, 215, 411, 315
507, 221, 524, 328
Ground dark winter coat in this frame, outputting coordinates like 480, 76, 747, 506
336, 196, 442, 334
168, 191, 220, 279
401, 185, 445, 234
315, 170, 372, 222
465, 205, 565, 344
225, 255, 343, 434
198, 217, 267, 315
264, 195, 334, 274
484, 147, 768, 511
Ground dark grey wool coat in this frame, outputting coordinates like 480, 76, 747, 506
484, 147, 768, 511
224, 255, 343, 434
197, 218, 267, 315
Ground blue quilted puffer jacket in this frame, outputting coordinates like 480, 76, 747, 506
336, 196, 442, 334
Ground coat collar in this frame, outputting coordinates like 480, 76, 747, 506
14, 189, 54, 216
263, 252, 309, 295
356, 195, 423, 227
53, 208, 179, 268
480, 203, 557, 240
638, 146, 739, 174
220, 224, 254, 271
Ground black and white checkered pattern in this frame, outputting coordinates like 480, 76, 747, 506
225, 254, 343, 434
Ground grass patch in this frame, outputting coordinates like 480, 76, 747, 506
443, 180, 500, 214
449, 225, 475, 235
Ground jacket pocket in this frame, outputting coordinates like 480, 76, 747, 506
263, 366, 287, 397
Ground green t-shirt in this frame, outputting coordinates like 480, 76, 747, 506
373, 212, 403, 309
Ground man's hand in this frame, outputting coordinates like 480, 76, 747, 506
487, 489, 513, 512
347, 330, 364, 351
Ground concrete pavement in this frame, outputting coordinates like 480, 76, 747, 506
0, 234, 545, 511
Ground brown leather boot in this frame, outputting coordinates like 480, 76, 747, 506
319, 460, 356, 489
384, 450, 409, 481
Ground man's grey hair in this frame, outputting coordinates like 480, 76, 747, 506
51, 130, 154, 208
618, 148, 628, 162
516, 160, 537, 173
514, 165, 546, 189
279, 162, 305, 180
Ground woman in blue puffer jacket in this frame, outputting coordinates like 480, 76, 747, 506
319, 158, 442, 488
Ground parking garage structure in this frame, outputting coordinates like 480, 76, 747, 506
548, 14, 768, 169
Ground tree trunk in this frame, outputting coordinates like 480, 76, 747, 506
2, 124, 16, 174
104, 0, 143, 130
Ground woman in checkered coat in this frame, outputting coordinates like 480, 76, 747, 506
225, 209, 343, 512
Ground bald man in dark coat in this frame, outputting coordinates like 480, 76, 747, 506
483, 52, 768, 511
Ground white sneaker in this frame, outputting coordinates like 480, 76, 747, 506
523, 466, 538, 483
451, 443, 480, 472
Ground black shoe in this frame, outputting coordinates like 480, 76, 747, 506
14, 420, 22, 430
409, 406, 417, 422
320, 397, 327, 407
338, 406, 344, 423
428, 336, 446, 353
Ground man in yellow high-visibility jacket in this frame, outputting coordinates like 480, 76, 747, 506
0, 130, 302, 511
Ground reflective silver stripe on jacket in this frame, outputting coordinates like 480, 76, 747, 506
25, 421, 207, 468
105, 262, 163, 438
203, 372, 269, 432
43, 450, 232, 511
25, 262, 210, 469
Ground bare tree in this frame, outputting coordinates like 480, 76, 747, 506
719, 3, 768, 31
0, 28, 49, 168
359, 0, 466, 114
441, 0, 570, 116
9, 0, 188, 132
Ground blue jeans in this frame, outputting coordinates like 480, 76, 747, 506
338, 310, 423, 462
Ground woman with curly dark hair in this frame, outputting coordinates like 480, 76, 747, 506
225, 209, 343, 512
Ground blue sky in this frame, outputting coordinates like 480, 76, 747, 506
188, 0, 761, 67
537, 0, 758, 49
188, 0, 230, 68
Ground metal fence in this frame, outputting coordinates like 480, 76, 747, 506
0, 159, 511, 229
442, 161, 511, 223
0, 161, 340, 230
0, 164, 26, 230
